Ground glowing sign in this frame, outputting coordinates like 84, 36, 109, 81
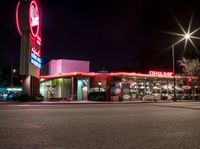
6, 88, 22, 92
29, 0, 40, 37
30, 50, 42, 68
37, 35, 42, 46
31, 47, 40, 57
16, 1, 22, 36
149, 71, 173, 76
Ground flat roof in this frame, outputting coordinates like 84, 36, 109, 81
40, 72, 195, 80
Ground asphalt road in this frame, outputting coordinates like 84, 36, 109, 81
0, 102, 200, 149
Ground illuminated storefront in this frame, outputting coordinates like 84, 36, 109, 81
40, 59, 91, 100
109, 71, 193, 101
15, 1, 199, 101
40, 76, 90, 100
40, 63, 198, 101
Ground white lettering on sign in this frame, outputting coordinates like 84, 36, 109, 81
31, 58, 41, 68
149, 71, 173, 76
31, 47, 40, 57
30, 52, 42, 69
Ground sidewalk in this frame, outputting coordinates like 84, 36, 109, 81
41, 100, 144, 104
0, 99, 199, 105
0, 100, 144, 105
39, 99, 200, 104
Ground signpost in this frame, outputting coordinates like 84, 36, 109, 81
16, 0, 42, 96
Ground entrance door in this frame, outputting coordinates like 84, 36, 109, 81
82, 86, 88, 100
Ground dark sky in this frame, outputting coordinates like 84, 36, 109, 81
1, 0, 200, 73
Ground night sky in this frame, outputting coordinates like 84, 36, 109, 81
1, 0, 200, 73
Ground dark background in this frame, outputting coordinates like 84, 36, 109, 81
0, 0, 200, 73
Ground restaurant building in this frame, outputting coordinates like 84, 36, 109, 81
40, 59, 199, 101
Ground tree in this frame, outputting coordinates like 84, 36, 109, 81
178, 57, 200, 99
178, 57, 200, 77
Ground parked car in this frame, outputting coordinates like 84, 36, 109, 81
0, 92, 3, 98
3, 91, 22, 101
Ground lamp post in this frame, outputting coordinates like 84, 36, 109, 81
172, 44, 177, 101
164, 14, 200, 100
11, 67, 17, 88
171, 33, 192, 101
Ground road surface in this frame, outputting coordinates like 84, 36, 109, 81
0, 102, 200, 149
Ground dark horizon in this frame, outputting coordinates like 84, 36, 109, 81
1, 0, 200, 73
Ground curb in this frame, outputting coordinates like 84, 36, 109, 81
0, 100, 200, 105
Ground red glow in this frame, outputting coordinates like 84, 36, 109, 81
36, 35, 42, 45
31, 47, 40, 57
40, 72, 96, 79
109, 72, 192, 79
37, 40, 41, 46
16, 1, 22, 36
37, 35, 41, 41
40, 72, 194, 80
29, 0, 40, 37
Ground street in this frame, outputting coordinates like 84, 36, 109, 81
0, 102, 200, 149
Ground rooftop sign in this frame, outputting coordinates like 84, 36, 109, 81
149, 71, 173, 76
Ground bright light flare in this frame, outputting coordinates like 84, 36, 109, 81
185, 33, 191, 40
163, 12, 200, 54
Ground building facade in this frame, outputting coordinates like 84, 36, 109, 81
40, 59, 199, 101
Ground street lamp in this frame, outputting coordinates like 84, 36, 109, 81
11, 68, 17, 88
13, 69, 17, 73
172, 33, 191, 101
165, 13, 200, 101
185, 33, 191, 40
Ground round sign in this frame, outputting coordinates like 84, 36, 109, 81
16, 1, 22, 36
29, 0, 40, 37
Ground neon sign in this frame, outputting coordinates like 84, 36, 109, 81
149, 71, 173, 76
16, 1, 22, 36
29, 0, 40, 37
30, 51, 42, 68
31, 47, 40, 57
37, 35, 42, 46
16, 0, 42, 76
